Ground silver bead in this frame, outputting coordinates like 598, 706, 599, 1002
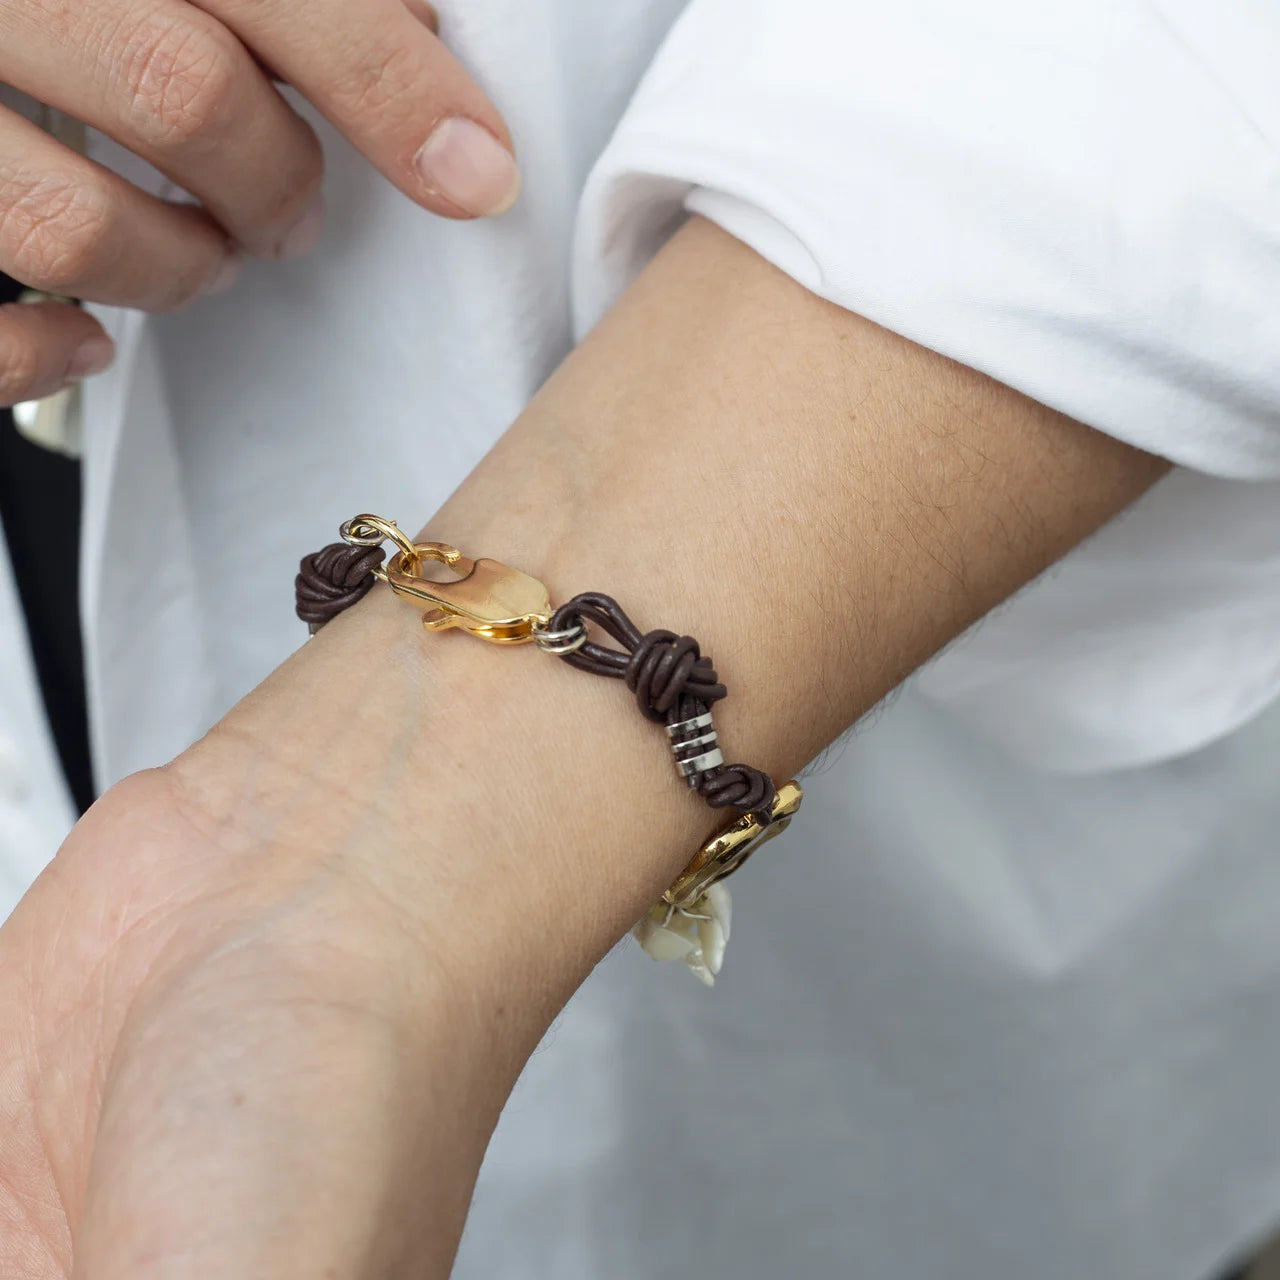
676, 747, 725, 778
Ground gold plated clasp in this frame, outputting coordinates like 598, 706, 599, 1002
386, 544, 551, 643
665, 781, 804, 909
340, 515, 552, 643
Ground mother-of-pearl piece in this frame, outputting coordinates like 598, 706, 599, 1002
632, 882, 733, 987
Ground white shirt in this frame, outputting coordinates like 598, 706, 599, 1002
2, 2, 1278, 1276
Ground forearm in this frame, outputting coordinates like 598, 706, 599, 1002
164, 215, 1166, 1259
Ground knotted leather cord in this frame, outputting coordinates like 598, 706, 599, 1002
296, 544, 776, 823
546, 592, 776, 821
296, 543, 386, 627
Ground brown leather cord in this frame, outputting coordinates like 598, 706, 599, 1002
548, 592, 776, 822
547, 592, 726, 714
295, 542, 385, 627
295, 547, 775, 822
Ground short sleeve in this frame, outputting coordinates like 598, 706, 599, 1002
573, 0, 1280, 480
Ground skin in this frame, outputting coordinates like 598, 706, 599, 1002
0, 0, 513, 406
0, 218, 1170, 1276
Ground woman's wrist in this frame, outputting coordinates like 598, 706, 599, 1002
161, 211, 1165, 1033
159, 540, 714, 1028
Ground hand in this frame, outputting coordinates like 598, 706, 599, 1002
0, 764, 489, 1279
0, 0, 519, 407
0, 572, 605, 1279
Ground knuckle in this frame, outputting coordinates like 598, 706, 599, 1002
329, 40, 419, 121
0, 168, 113, 293
118, 21, 240, 149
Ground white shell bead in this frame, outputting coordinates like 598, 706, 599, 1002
632, 883, 734, 986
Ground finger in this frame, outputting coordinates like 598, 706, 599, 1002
193, 0, 521, 220
0, 301, 114, 408
0, 0, 325, 259
0, 105, 241, 310
261, 1, 436, 84
402, 0, 440, 33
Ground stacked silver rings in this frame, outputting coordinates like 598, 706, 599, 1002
666, 710, 724, 785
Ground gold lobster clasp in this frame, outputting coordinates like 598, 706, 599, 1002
341, 516, 551, 644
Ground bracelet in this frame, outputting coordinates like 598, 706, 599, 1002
295, 515, 803, 986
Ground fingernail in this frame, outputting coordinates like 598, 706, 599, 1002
414, 118, 520, 217
67, 335, 115, 380
206, 253, 244, 296
276, 196, 326, 259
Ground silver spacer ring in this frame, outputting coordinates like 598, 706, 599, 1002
677, 746, 725, 777
666, 711, 715, 739
532, 618, 588, 655
672, 729, 719, 756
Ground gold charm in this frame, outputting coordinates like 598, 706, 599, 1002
666, 780, 803, 909
634, 781, 804, 986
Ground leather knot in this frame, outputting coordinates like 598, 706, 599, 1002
296, 542, 385, 627
530, 590, 772, 816
626, 630, 723, 723
698, 763, 776, 819
548, 593, 727, 723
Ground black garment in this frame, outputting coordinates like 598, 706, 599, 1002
0, 273, 95, 814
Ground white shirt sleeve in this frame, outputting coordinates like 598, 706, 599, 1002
573, 0, 1280, 481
